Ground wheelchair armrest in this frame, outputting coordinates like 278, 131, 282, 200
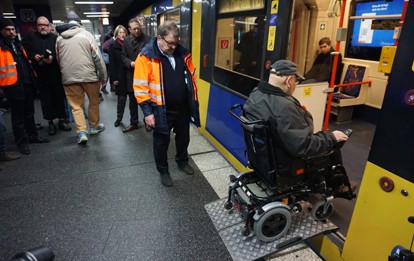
302, 150, 334, 161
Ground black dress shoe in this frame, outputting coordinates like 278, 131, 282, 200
114, 120, 121, 127
48, 122, 57, 136
122, 124, 138, 133
18, 144, 31, 155
58, 121, 72, 131
178, 164, 194, 175
35, 123, 43, 130
29, 137, 49, 143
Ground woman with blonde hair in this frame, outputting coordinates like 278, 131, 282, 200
109, 25, 128, 127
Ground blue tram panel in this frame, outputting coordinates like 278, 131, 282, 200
368, 0, 414, 182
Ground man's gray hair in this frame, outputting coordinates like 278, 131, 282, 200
128, 18, 141, 28
157, 21, 180, 38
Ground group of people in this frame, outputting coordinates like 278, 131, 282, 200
1, 12, 352, 190
0, 14, 200, 187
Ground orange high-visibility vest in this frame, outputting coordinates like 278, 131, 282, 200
0, 47, 18, 86
133, 53, 198, 105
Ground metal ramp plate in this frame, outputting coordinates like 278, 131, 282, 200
205, 198, 338, 261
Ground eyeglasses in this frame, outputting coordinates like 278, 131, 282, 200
37, 24, 50, 27
289, 75, 300, 85
162, 36, 179, 47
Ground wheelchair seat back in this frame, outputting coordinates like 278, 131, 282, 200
240, 118, 306, 189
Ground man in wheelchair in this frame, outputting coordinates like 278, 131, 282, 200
243, 59, 356, 197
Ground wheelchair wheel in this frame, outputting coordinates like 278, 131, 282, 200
311, 201, 334, 221
253, 207, 291, 242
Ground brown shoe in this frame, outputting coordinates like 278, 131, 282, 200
337, 181, 357, 193
122, 124, 138, 133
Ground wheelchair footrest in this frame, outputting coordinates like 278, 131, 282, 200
204, 197, 338, 261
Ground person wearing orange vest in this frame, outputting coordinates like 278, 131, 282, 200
0, 18, 49, 155
134, 21, 200, 187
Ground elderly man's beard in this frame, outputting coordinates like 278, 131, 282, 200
39, 30, 49, 35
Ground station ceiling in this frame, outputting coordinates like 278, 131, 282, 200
0, 0, 158, 23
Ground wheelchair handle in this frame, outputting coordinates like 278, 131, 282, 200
228, 104, 267, 125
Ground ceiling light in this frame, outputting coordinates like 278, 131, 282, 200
102, 18, 109, 25
81, 20, 91, 23
4, 16, 16, 19
84, 12, 110, 15
86, 14, 109, 17
52, 20, 63, 23
3, 13, 14, 15
75, 1, 113, 4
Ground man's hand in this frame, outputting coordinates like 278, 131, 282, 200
144, 114, 155, 128
131, 61, 135, 68
43, 55, 53, 64
332, 130, 349, 142
34, 54, 43, 62
113, 81, 119, 86
101, 80, 107, 86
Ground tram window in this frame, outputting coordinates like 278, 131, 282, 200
158, 4, 191, 50
142, 16, 157, 38
214, 15, 266, 96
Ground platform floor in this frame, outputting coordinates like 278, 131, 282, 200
0, 91, 374, 261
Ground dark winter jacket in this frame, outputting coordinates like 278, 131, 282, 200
304, 47, 343, 84
121, 33, 151, 92
21, 31, 62, 85
109, 39, 127, 96
133, 38, 201, 135
243, 80, 337, 161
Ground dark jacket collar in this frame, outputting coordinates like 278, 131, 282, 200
257, 80, 302, 106
257, 80, 288, 97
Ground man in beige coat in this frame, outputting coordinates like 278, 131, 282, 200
56, 11, 107, 145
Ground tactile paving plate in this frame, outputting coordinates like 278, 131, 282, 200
205, 198, 338, 261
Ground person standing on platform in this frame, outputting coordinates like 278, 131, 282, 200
134, 21, 201, 187
0, 18, 49, 155
56, 11, 107, 145
22, 16, 72, 136
109, 25, 128, 127
121, 18, 151, 133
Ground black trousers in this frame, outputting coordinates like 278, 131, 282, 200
116, 95, 127, 122
37, 79, 67, 121
2, 84, 38, 146
127, 92, 139, 126
153, 104, 190, 174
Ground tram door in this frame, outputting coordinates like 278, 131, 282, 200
342, 1, 414, 260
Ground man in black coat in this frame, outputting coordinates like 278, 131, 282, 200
121, 18, 151, 133
22, 16, 71, 136
0, 18, 49, 155
303, 37, 343, 84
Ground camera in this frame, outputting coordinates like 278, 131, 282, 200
43, 49, 52, 58
10, 246, 55, 261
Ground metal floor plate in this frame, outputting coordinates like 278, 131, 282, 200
205, 198, 338, 261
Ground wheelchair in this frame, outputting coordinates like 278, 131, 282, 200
224, 104, 356, 243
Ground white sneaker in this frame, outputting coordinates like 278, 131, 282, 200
90, 123, 105, 135
77, 132, 88, 145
